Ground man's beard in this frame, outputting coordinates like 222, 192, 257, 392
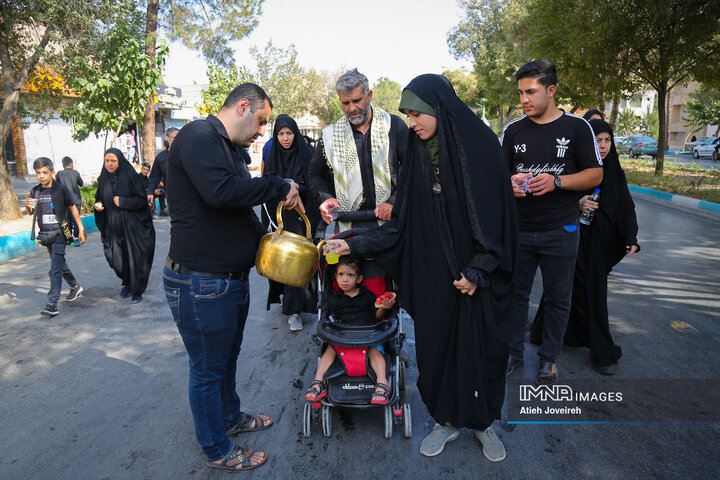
347, 103, 371, 126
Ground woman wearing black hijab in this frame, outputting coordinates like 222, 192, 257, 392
531, 119, 639, 374
326, 74, 517, 461
94, 148, 156, 303
261, 115, 319, 331
583, 109, 604, 121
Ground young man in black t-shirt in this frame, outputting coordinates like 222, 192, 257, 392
25, 157, 86, 316
501, 59, 603, 385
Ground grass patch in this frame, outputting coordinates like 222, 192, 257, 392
620, 156, 720, 204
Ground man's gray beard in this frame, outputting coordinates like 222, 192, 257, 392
347, 104, 371, 126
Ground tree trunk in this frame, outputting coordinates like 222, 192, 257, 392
0, 18, 53, 220
0, 89, 23, 221
654, 81, 669, 176
598, 90, 606, 114
497, 106, 505, 128
609, 96, 620, 130
141, 0, 160, 166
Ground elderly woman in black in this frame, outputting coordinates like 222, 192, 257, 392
326, 74, 517, 462
531, 119, 639, 374
94, 148, 155, 303
261, 115, 319, 331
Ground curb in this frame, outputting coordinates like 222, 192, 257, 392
628, 185, 720, 217
0, 216, 98, 263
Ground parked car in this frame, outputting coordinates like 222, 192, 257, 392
692, 137, 719, 160
684, 136, 713, 152
614, 136, 627, 146
616, 135, 658, 158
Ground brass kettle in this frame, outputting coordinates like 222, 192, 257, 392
256, 201, 325, 287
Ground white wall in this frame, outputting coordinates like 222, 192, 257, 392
23, 116, 110, 183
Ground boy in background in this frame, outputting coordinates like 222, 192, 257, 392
55, 156, 84, 244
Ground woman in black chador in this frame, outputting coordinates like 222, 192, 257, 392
326, 74, 517, 461
531, 119, 639, 374
94, 148, 155, 303
261, 115, 319, 331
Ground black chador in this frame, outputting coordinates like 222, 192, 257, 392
531, 119, 639, 367
95, 148, 156, 296
261, 115, 319, 315
348, 74, 517, 430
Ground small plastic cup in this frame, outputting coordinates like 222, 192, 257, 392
327, 205, 339, 221
326, 251, 339, 264
28, 198, 38, 208
515, 173, 532, 192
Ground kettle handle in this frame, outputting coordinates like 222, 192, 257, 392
275, 201, 312, 240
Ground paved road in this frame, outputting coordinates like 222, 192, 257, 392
1, 201, 719, 479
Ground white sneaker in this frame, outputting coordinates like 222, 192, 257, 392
474, 425, 506, 462
288, 314, 303, 331
419, 423, 459, 457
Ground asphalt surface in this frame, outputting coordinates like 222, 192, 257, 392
1, 201, 719, 480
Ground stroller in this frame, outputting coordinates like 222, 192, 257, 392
303, 211, 412, 439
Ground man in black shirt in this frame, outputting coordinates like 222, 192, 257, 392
501, 59, 603, 385
307, 69, 407, 230
147, 127, 177, 217
55, 156, 84, 243
163, 83, 301, 472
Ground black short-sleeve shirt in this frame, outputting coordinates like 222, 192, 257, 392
327, 285, 377, 326
501, 112, 602, 231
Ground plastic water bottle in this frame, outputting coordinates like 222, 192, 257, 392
579, 188, 601, 225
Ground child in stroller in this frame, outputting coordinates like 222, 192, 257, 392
304, 255, 396, 405
303, 235, 412, 438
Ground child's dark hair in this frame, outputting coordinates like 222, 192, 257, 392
61, 156, 73, 168
337, 255, 361, 275
515, 58, 558, 88
33, 157, 54, 171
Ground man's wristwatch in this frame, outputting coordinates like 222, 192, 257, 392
553, 173, 562, 190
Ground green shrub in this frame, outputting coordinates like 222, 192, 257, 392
79, 183, 98, 214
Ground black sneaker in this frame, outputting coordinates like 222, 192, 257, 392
66, 285, 83, 302
41, 304, 59, 316
536, 362, 558, 385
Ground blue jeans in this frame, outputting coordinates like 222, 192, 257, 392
46, 241, 77, 306
508, 226, 579, 363
161, 266, 250, 460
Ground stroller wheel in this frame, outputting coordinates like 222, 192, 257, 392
398, 361, 406, 392
403, 403, 412, 438
384, 404, 393, 439
303, 402, 312, 437
322, 405, 332, 437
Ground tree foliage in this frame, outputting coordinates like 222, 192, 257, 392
684, 86, 720, 137
0, 0, 127, 221
371, 77, 403, 119
523, 0, 720, 175
197, 64, 250, 116
61, 25, 168, 142
447, 0, 527, 128
199, 42, 333, 123
308, 68, 344, 128
162, 0, 264, 68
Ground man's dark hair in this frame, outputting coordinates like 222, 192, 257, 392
221, 83, 273, 112
337, 255, 362, 275
141, 162, 151, 168
165, 127, 179, 137
515, 59, 558, 88
33, 157, 54, 171
61, 156, 73, 168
